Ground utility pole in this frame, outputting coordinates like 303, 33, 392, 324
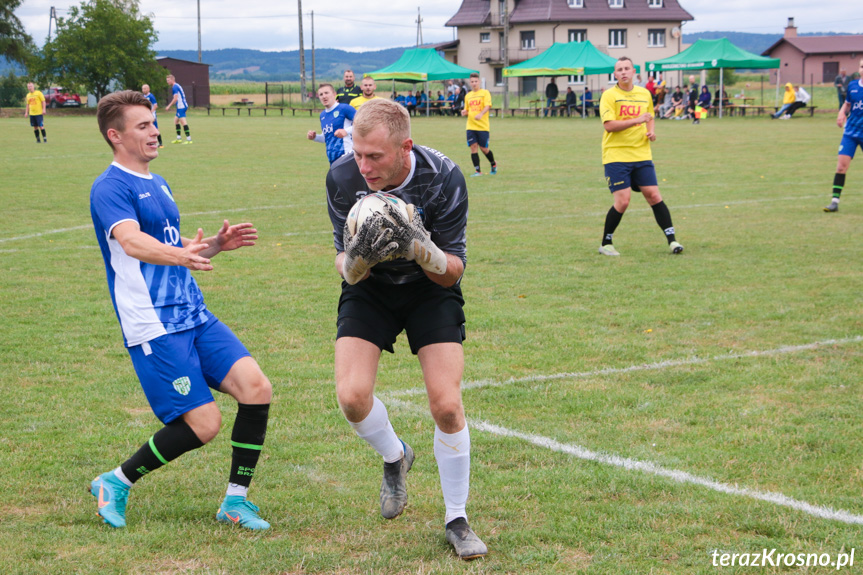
416, 7, 423, 47
502, 0, 510, 113
298, 0, 307, 103
48, 6, 56, 42
197, 0, 202, 63
311, 10, 316, 95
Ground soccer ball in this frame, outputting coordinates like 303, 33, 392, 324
346, 192, 409, 237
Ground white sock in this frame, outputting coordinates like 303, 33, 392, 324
226, 483, 249, 498
113, 466, 133, 487
434, 425, 471, 525
348, 396, 404, 463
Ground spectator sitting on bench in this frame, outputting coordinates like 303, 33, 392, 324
405, 90, 417, 116
563, 87, 578, 116
698, 86, 712, 110
713, 87, 730, 109
583, 87, 597, 116
782, 85, 810, 119
665, 86, 684, 119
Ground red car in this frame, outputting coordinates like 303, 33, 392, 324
44, 87, 82, 108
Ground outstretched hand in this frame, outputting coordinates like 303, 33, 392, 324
179, 228, 213, 271
215, 220, 258, 252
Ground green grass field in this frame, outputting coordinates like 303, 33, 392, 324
1, 110, 861, 574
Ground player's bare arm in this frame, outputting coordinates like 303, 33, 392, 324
196, 220, 257, 259
113, 221, 213, 270
603, 112, 653, 133
165, 94, 178, 111
837, 101, 851, 128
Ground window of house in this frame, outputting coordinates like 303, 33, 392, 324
568, 75, 585, 85
494, 67, 504, 86
521, 31, 536, 50
609, 29, 626, 48
648, 0, 662, 6
568, 0, 584, 7
568, 29, 586, 42
480, 32, 491, 43
608, 73, 617, 84
647, 29, 665, 47
609, 0, 624, 7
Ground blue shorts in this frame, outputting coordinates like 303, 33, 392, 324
175, 108, 187, 119
838, 134, 863, 159
29, 115, 44, 128
466, 130, 490, 148
604, 161, 659, 193
127, 312, 250, 424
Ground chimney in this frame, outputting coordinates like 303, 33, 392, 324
784, 17, 797, 38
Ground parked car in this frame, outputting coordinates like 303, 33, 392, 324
44, 87, 82, 108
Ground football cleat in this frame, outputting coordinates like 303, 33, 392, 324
216, 496, 270, 530
823, 202, 839, 212
445, 517, 488, 560
669, 241, 684, 254
470, 172, 483, 177
380, 441, 414, 519
171, 138, 183, 144
490, 165, 498, 175
598, 244, 620, 256
90, 471, 130, 528
182, 140, 193, 145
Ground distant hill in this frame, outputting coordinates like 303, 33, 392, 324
156, 47, 412, 82
683, 30, 851, 56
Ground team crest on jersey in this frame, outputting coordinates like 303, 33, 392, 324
334, 111, 340, 118
172, 376, 191, 396
161, 185, 175, 203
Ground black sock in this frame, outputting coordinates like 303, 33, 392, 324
229, 403, 270, 487
183, 125, 191, 139
483, 150, 496, 167
650, 201, 676, 243
41, 129, 47, 140
34, 130, 40, 142
833, 173, 845, 200
157, 134, 163, 146
175, 125, 181, 137
120, 419, 204, 483
602, 206, 624, 245
471, 153, 480, 172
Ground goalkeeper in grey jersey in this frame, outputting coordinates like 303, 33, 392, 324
324, 98, 486, 560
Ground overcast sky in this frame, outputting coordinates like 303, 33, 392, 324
14, 0, 863, 52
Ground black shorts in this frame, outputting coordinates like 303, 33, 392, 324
337, 276, 466, 355
29, 115, 44, 128
604, 161, 658, 193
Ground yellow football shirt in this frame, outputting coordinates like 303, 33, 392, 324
600, 84, 654, 164
27, 90, 46, 116
464, 89, 492, 132
349, 95, 380, 109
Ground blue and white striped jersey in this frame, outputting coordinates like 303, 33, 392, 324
90, 163, 208, 347
844, 79, 863, 140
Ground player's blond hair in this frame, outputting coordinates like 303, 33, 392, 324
97, 90, 153, 150
353, 99, 410, 145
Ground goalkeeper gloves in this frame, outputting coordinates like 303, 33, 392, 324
382, 203, 448, 275
341, 213, 400, 284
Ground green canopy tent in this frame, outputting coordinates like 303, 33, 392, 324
366, 48, 479, 116
645, 38, 780, 117
503, 41, 637, 117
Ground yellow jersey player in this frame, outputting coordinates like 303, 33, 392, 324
349, 76, 381, 109
24, 82, 47, 143
598, 57, 683, 256
461, 73, 497, 176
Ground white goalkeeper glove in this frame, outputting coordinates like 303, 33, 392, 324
342, 213, 400, 285
382, 202, 448, 275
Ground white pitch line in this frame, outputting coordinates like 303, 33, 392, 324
389, 335, 863, 398
471, 419, 863, 526
383, 386, 863, 526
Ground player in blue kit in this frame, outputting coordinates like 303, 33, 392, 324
825, 59, 863, 212
141, 84, 163, 148
307, 83, 356, 164
88, 91, 272, 530
165, 74, 192, 144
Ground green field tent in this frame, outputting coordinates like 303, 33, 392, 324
366, 48, 478, 82
645, 38, 780, 116
503, 41, 635, 116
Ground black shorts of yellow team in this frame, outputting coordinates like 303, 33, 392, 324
604, 160, 658, 193
337, 275, 466, 355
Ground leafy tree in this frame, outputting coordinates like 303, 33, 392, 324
32, 0, 165, 101
707, 68, 738, 87
0, 0, 34, 65
0, 69, 27, 106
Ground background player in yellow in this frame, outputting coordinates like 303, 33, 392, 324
349, 76, 381, 109
461, 73, 497, 176
597, 57, 683, 256
24, 82, 47, 144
